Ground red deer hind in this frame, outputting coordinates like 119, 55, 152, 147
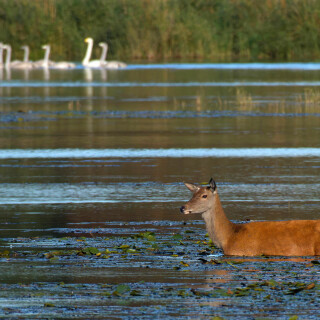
180, 178, 320, 256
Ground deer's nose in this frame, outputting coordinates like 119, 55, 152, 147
180, 206, 185, 213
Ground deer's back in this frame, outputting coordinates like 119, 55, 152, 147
225, 220, 320, 256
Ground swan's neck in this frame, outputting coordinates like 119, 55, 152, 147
100, 44, 108, 63
82, 40, 93, 65
5, 45, 11, 68
43, 46, 50, 67
23, 47, 29, 62
0, 46, 3, 65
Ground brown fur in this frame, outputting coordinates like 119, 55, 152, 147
180, 181, 320, 256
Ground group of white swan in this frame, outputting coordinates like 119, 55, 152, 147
82, 37, 126, 68
0, 38, 126, 70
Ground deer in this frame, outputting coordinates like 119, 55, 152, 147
180, 178, 320, 256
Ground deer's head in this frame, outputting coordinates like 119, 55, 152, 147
180, 178, 217, 215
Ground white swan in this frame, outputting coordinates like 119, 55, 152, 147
10, 45, 34, 69
9, 46, 23, 66
52, 60, 76, 69
33, 45, 75, 69
99, 42, 108, 64
0, 43, 3, 68
2, 44, 12, 69
2, 44, 32, 69
33, 44, 76, 69
50, 46, 76, 69
98, 42, 127, 69
82, 37, 103, 68
33, 45, 53, 68
21, 45, 30, 62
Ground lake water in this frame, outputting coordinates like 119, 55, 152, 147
0, 63, 319, 319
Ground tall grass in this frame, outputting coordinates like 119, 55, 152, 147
1, 0, 320, 62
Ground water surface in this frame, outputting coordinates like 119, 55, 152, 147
0, 63, 319, 319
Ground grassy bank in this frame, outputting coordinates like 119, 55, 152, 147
1, 0, 320, 62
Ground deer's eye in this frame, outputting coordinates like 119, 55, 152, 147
202, 195, 207, 199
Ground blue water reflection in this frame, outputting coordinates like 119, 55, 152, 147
0, 148, 319, 159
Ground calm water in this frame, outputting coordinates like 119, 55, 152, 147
0, 63, 319, 318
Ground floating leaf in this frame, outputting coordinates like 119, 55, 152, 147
130, 290, 142, 296
263, 280, 279, 288
207, 239, 217, 248
234, 287, 251, 297
119, 244, 130, 250
44, 252, 55, 259
82, 247, 99, 255
180, 261, 189, 267
228, 260, 243, 265
44, 303, 55, 307
114, 284, 131, 295
126, 249, 138, 254
177, 289, 188, 297
48, 256, 59, 262
145, 233, 156, 241
286, 287, 305, 295
198, 258, 208, 264
254, 287, 265, 292
0, 250, 10, 258
286, 282, 316, 295
226, 261, 240, 269
305, 283, 315, 290
198, 250, 210, 256
132, 231, 156, 241
191, 288, 201, 296
172, 234, 183, 241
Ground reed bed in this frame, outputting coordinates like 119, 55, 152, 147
1, 0, 320, 62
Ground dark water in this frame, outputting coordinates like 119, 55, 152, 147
0, 63, 319, 319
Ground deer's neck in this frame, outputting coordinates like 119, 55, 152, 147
202, 192, 234, 250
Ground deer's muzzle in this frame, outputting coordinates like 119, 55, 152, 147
180, 206, 192, 214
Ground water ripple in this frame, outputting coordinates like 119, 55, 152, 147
2, 81, 320, 88
0, 182, 319, 205
0, 148, 319, 159
126, 62, 320, 70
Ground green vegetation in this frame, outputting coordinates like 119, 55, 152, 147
1, 0, 320, 62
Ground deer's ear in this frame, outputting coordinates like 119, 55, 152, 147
208, 178, 217, 192
184, 183, 200, 193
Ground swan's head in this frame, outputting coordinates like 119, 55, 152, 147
85, 37, 93, 43
99, 42, 108, 48
42, 45, 50, 50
